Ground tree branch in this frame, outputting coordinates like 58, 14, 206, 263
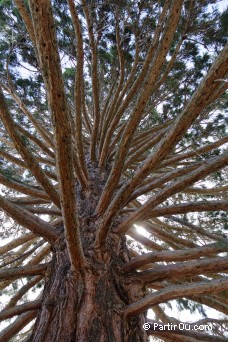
0, 264, 47, 281
98, 0, 171, 168
125, 277, 228, 317
134, 256, 228, 283
0, 196, 59, 244
28, 0, 86, 268
14, 0, 36, 46
123, 240, 228, 272
0, 173, 50, 200
167, 216, 226, 241
82, 0, 100, 162
116, 153, 228, 234
190, 295, 228, 316
0, 86, 60, 208
129, 162, 201, 201
96, 0, 183, 220
147, 200, 228, 218
0, 233, 36, 255
0, 299, 42, 321
0, 310, 37, 341
1, 82, 54, 149
161, 136, 228, 168
4, 275, 43, 309
102, 43, 228, 230
68, 0, 89, 181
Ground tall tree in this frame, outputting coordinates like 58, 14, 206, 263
0, 0, 228, 341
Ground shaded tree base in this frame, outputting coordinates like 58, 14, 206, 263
28, 236, 147, 342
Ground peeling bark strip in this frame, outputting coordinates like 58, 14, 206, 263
28, 0, 86, 269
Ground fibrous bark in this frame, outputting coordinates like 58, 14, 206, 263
29, 232, 147, 342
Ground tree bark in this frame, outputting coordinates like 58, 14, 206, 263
28, 234, 147, 342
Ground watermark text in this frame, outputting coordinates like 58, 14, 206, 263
143, 322, 212, 332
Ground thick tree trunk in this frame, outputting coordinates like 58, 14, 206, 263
28, 233, 147, 342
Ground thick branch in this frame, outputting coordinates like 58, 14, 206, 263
125, 277, 228, 316
96, 0, 183, 219
4, 275, 43, 309
148, 200, 228, 218
0, 264, 47, 281
0, 173, 50, 200
29, 0, 86, 268
0, 233, 36, 255
123, 240, 228, 272
0, 196, 59, 244
9, 196, 50, 205
102, 44, 228, 231
1, 83, 54, 149
68, 0, 89, 181
0, 310, 37, 341
116, 153, 228, 234
14, 0, 36, 45
82, 0, 100, 161
134, 256, 228, 283
24, 205, 62, 216
0, 300, 42, 321
183, 185, 228, 195
0, 87, 60, 208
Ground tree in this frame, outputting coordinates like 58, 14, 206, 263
0, 0, 228, 340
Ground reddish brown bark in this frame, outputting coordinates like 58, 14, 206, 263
29, 234, 147, 342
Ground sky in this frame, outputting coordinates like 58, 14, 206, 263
217, 0, 228, 11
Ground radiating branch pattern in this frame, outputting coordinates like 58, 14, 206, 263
0, 0, 227, 341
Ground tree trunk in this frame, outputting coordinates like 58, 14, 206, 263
28, 232, 147, 342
